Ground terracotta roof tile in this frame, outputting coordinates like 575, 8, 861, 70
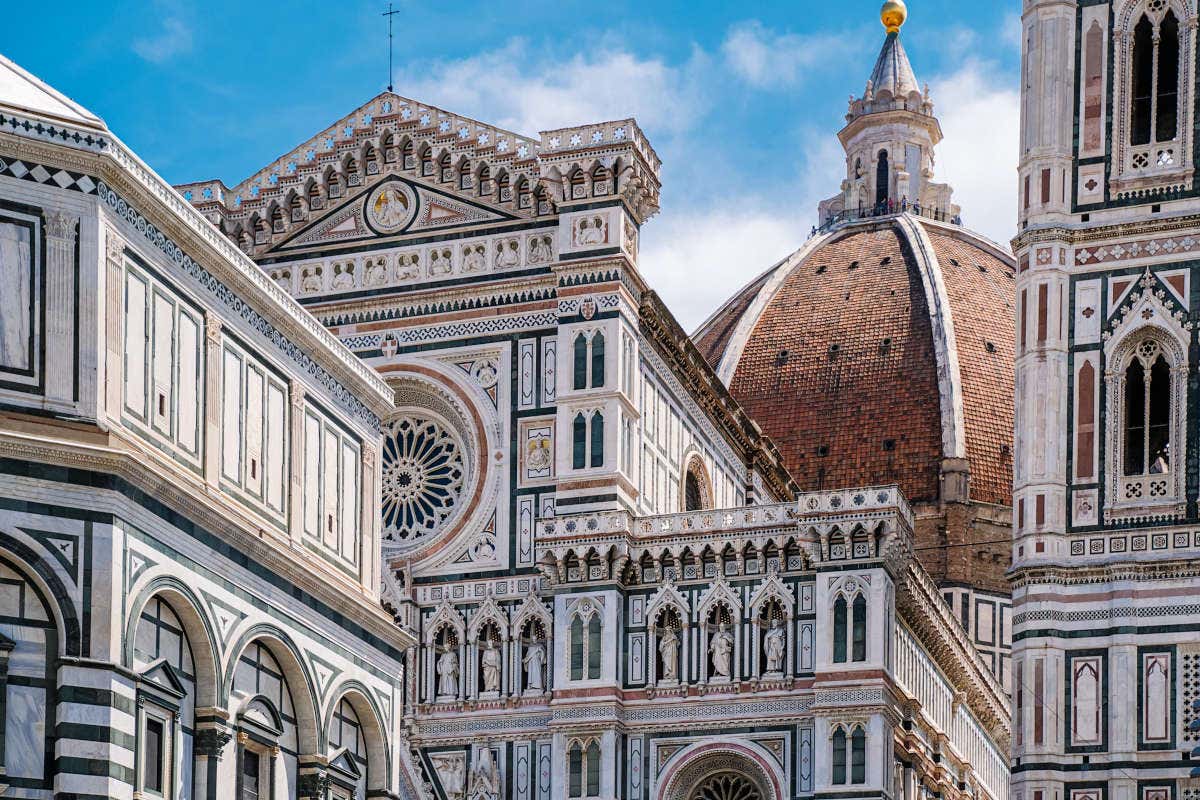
698, 219, 1016, 510
728, 224, 944, 502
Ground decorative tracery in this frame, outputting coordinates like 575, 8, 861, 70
380, 415, 466, 546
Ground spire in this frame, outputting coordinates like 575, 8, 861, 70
868, 32, 920, 100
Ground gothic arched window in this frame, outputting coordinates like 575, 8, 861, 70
590, 331, 605, 388
1122, 340, 1171, 475
572, 413, 587, 470
573, 333, 588, 390
569, 611, 602, 680
1131, 9, 1181, 147
685, 471, 704, 511
833, 596, 848, 663
567, 740, 602, 799
832, 728, 848, 785
570, 616, 584, 680
587, 616, 602, 678
852, 594, 867, 662
851, 727, 867, 784
875, 150, 889, 206
589, 413, 604, 468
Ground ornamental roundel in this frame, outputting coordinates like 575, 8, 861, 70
380, 415, 466, 546
365, 181, 416, 234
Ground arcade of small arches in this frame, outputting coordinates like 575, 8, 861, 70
211, 118, 647, 256
535, 519, 895, 588
0, 552, 392, 800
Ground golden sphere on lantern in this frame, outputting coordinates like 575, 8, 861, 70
881, 0, 907, 33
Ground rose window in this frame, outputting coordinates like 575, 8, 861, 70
381, 416, 466, 544
692, 773, 763, 800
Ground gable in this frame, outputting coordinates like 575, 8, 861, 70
269, 175, 515, 254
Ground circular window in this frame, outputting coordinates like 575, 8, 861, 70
381, 415, 466, 545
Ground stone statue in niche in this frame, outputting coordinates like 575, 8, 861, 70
658, 627, 680, 683
480, 638, 501, 694
495, 239, 520, 268
709, 622, 733, 679
523, 640, 546, 692
436, 645, 460, 700
763, 618, 785, 674
468, 745, 500, 800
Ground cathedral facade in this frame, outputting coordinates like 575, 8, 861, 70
170, 6, 1009, 799
1013, 3, 1200, 800
1, 3, 1021, 800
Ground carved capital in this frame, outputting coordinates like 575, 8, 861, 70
194, 726, 234, 758
205, 314, 222, 345
297, 770, 332, 798
105, 228, 126, 262
289, 380, 307, 410
45, 210, 77, 241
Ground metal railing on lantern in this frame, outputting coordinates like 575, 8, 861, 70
811, 199, 962, 238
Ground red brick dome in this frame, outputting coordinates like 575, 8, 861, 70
694, 215, 1015, 507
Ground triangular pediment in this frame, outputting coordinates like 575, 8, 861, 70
327, 747, 361, 780
138, 658, 188, 699
269, 174, 514, 254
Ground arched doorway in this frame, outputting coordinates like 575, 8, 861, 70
659, 741, 783, 800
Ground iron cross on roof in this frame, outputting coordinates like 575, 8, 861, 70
382, 3, 403, 93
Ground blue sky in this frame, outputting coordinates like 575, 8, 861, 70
9, 0, 1022, 329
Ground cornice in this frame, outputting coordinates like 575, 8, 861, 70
638, 290, 797, 502
1013, 211, 1200, 251
895, 555, 1011, 751
0, 427, 415, 651
0, 125, 392, 428
1010, 556, 1200, 588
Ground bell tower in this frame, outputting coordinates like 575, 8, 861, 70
1012, 3, 1200, 800
819, 0, 958, 224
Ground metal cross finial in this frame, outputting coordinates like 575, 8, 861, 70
382, 3, 402, 93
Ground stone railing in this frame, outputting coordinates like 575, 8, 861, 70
813, 203, 961, 237
539, 485, 912, 545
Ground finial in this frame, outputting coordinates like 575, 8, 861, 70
881, 0, 907, 33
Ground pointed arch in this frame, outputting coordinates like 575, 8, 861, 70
466, 596, 509, 643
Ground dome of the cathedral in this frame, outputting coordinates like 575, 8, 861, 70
694, 215, 1015, 508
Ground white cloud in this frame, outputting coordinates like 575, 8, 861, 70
395, 40, 710, 137
133, 17, 193, 63
720, 21, 848, 89
639, 206, 804, 333
929, 60, 1021, 248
